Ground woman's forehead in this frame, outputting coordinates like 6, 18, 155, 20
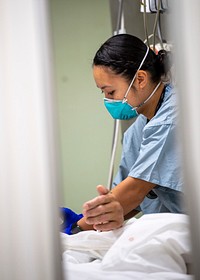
93, 66, 124, 88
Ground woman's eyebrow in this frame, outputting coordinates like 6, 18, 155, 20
99, 85, 112, 90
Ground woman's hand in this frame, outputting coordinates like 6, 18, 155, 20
82, 185, 124, 231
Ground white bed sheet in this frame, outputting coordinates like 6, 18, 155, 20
61, 213, 194, 280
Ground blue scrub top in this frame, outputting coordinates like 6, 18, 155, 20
113, 84, 185, 214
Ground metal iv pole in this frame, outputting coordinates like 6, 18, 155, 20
107, 0, 125, 190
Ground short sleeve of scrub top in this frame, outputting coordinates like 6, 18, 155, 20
113, 84, 184, 214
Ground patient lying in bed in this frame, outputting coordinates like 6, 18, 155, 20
60, 213, 194, 280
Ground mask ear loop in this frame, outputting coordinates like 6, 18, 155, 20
123, 46, 150, 103
136, 80, 161, 108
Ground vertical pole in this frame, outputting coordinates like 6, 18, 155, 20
0, 0, 63, 279
170, 1, 200, 278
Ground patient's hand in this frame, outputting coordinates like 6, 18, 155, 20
82, 185, 124, 231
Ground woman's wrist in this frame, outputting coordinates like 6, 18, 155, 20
70, 221, 83, 234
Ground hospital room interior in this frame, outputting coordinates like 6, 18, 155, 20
1, 0, 200, 279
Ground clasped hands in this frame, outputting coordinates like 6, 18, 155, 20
83, 185, 124, 231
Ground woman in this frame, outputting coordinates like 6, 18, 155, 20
62, 34, 184, 235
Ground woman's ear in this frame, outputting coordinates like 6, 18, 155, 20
136, 70, 148, 89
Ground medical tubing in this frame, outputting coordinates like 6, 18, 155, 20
143, 34, 163, 49
107, 119, 120, 190
157, 15, 164, 49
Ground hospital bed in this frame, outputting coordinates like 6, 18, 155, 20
60, 213, 193, 280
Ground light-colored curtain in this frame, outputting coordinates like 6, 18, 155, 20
170, 1, 200, 278
0, 1, 63, 279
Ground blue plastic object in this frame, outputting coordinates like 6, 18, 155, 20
60, 207, 83, 235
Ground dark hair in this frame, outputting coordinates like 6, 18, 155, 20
93, 34, 172, 83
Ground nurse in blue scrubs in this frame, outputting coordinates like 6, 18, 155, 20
62, 34, 184, 235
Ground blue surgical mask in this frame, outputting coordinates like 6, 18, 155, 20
104, 80, 161, 120
104, 98, 138, 120
104, 46, 153, 120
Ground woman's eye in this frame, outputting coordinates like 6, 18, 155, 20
100, 90, 115, 97
108, 90, 115, 96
